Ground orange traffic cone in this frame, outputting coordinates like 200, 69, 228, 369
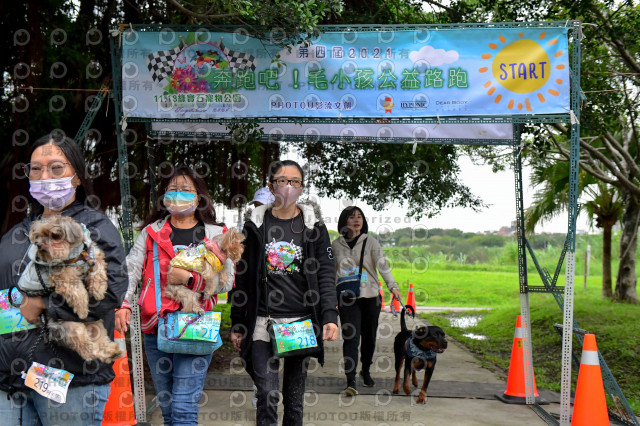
406, 283, 416, 311
390, 293, 401, 314
495, 316, 547, 404
379, 281, 385, 310
571, 334, 609, 425
103, 330, 137, 425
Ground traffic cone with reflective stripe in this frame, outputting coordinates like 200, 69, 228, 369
379, 281, 385, 310
103, 330, 137, 425
571, 334, 609, 425
406, 283, 416, 311
495, 316, 547, 404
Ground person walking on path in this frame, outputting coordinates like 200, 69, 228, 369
115, 166, 233, 426
332, 206, 402, 396
0, 134, 128, 424
230, 160, 339, 426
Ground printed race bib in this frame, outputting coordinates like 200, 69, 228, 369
176, 311, 221, 342
22, 362, 74, 403
271, 319, 318, 355
0, 289, 37, 335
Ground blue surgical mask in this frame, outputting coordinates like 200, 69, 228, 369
163, 191, 197, 216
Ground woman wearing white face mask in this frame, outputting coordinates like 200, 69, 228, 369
115, 166, 233, 426
0, 134, 128, 425
230, 160, 339, 426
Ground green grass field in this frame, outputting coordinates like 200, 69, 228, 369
376, 265, 640, 415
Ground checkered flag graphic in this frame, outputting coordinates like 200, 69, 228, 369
146, 40, 186, 83
219, 41, 257, 72
290, 240, 304, 262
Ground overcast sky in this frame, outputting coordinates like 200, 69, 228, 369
218, 153, 592, 235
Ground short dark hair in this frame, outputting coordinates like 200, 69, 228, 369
338, 206, 368, 237
28, 133, 98, 215
142, 165, 223, 228
268, 159, 305, 183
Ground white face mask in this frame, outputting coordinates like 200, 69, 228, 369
29, 174, 77, 210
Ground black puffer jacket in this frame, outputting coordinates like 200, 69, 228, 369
0, 201, 128, 393
230, 200, 338, 370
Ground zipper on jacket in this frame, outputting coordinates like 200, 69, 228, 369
138, 278, 151, 305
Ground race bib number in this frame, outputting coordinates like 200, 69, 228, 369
177, 311, 221, 342
0, 289, 37, 335
272, 319, 318, 354
22, 362, 74, 403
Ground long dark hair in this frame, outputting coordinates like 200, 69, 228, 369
338, 206, 369, 237
27, 133, 98, 215
142, 166, 223, 228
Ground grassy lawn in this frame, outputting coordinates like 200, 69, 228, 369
376, 266, 640, 415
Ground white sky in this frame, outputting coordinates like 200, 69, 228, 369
217, 154, 592, 235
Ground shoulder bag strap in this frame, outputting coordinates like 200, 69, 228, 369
153, 242, 162, 319
261, 214, 271, 321
358, 237, 368, 277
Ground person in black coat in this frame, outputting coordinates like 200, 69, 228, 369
0, 134, 127, 425
230, 160, 338, 426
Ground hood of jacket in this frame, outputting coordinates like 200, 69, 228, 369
244, 199, 324, 230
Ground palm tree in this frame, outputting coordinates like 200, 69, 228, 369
525, 160, 622, 298
583, 183, 624, 298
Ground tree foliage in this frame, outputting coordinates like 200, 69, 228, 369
2, 0, 487, 235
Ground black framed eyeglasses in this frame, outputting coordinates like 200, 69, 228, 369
271, 178, 303, 188
23, 162, 71, 179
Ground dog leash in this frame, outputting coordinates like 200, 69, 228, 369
390, 295, 407, 317
391, 295, 419, 329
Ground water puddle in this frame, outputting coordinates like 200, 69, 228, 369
462, 333, 487, 340
448, 315, 482, 329
447, 314, 488, 340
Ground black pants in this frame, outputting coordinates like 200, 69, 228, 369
251, 339, 310, 426
338, 295, 382, 381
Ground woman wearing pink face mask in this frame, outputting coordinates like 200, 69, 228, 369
0, 134, 128, 425
230, 160, 339, 426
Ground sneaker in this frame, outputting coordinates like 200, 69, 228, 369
343, 380, 358, 396
251, 384, 257, 409
360, 370, 375, 387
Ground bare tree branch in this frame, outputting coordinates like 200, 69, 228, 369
602, 129, 640, 178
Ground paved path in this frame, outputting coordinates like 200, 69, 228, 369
148, 310, 561, 425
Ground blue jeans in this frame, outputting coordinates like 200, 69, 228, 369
144, 333, 212, 426
0, 383, 110, 426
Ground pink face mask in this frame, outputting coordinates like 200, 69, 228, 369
272, 185, 302, 209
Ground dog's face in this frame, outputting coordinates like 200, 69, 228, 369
413, 325, 448, 354
216, 228, 245, 262
29, 216, 84, 262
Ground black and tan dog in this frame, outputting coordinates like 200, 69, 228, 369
392, 306, 447, 404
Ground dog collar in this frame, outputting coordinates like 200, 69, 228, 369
407, 338, 437, 360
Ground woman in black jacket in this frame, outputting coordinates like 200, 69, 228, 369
0, 134, 128, 425
230, 160, 338, 426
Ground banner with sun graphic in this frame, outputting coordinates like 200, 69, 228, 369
121, 26, 570, 119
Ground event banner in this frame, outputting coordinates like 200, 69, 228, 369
121, 26, 570, 119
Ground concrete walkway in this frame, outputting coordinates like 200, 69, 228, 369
148, 310, 562, 425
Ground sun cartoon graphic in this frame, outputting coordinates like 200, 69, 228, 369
479, 32, 566, 112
